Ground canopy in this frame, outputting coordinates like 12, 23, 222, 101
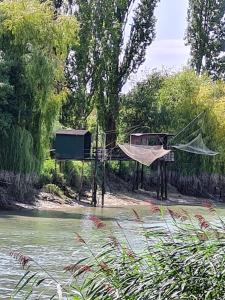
173, 134, 218, 156
118, 143, 171, 166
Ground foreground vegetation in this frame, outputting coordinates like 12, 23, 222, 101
10, 201, 225, 299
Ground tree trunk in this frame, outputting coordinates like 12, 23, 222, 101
105, 112, 117, 149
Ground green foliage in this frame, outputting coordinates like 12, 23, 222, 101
0, 126, 38, 174
119, 71, 166, 142
39, 160, 93, 192
62, 0, 159, 146
39, 159, 58, 186
64, 161, 92, 188
0, 0, 78, 174
186, 0, 225, 79
121, 69, 225, 175
159, 69, 225, 174
11, 205, 225, 299
42, 183, 64, 198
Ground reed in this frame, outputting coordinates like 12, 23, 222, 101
10, 203, 225, 299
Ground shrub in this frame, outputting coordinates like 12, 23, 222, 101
64, 161, 92, 189
38, 159, 67, 190
42, 183, 64, 199
39, 160, 57, 186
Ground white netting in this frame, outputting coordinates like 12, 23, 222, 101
118, 144, 171, 166
173, 134, 218, 156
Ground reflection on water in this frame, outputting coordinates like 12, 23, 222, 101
0, 203, 225, 298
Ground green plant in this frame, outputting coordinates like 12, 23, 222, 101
42, 183, 64, 198
38, 159, 57, 186
64, 161, 92, 189
10, 201, 225, 299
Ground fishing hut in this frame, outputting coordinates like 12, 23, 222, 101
54, 129, 92, 160
52, 128, 176, 206
51, 108, 221, 207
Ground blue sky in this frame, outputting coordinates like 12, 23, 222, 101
123, 0, 190, 93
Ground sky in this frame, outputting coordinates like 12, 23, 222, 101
123, 0, 190, 93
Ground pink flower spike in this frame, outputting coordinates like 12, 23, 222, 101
195, 214, 210, 230
149, 203, 161, 214
89, 216, 106, 229
202, 200, 216, 212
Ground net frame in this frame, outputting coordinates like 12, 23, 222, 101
172, 133, 218, 156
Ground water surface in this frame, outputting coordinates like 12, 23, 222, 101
1, 203, 225, 299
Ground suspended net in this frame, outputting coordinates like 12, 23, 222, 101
118, 143, 171, 166
173, 133, 218, 156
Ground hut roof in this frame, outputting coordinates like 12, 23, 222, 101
56, 129, 90, 136
131, 132, 174, 137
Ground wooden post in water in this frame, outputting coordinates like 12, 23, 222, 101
101, 133, 106, 207
92, 124, 98, 207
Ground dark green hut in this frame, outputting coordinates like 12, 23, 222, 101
54, 129, 92, 160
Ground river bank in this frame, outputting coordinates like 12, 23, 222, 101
5, 188, 209, 212
0, 165, 222, 212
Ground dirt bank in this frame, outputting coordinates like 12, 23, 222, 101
9, 188, 209, 212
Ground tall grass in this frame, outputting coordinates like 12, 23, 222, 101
10, 201, 225, 299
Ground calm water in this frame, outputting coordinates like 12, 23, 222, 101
0, 203, 225, 299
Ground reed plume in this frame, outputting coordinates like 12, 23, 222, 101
10, 251, 33, 269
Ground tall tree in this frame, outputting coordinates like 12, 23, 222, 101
0, 0, 78, 173
119, 71, 166, 142
186, 0, 225, 79
62, 0, 159, 147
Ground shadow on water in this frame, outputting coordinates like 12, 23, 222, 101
0, 207, 132, 222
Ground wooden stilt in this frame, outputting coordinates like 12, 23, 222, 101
164, 161, 168, 200
157, 160, 160, 199
101, 160, 106, 207
136, 162, 140, 190
132, 161, 136, 191
92, 124, 98, 207
78, 161, 84, 201
59, 160, 62, 173
55, 159, 57, 173
141, 164, 144, 189
119, 160, 122, 177
101, 131, 106, 207
160, 161, 164, 200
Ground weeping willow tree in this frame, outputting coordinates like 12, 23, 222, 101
0, 0, 79, 174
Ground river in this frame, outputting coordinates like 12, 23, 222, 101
0, 203, 225, 299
